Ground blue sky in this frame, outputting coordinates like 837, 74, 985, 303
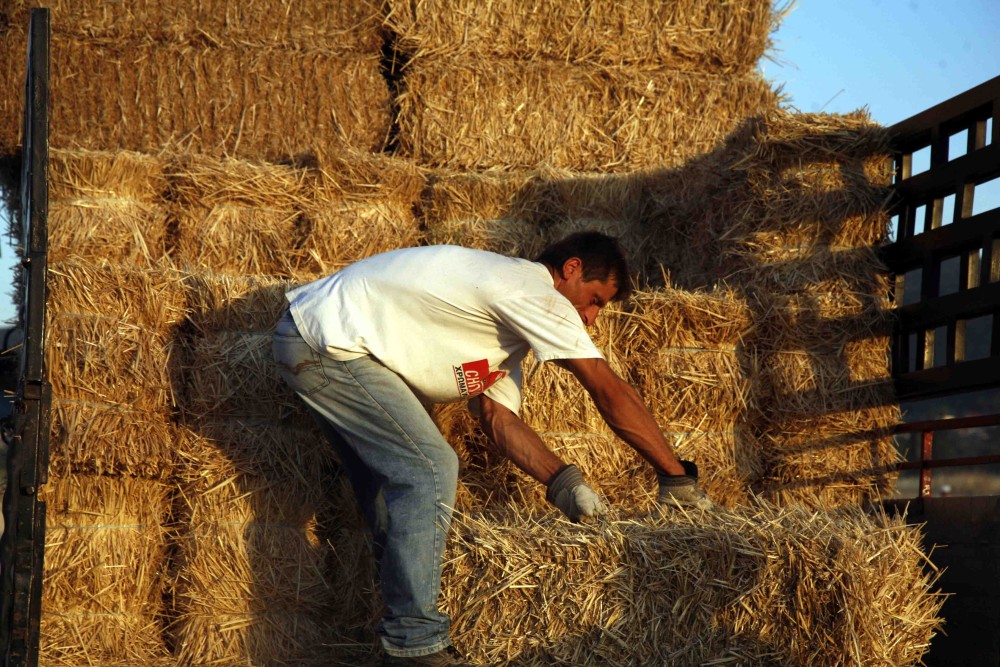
0, 1, 998, 325
762, 0, 1000, 126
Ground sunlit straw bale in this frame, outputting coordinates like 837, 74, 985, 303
48, 149, 170, 264
169, 151, 427, 279
49, 398, 179, 479
617, 287, 754, 351
442, 503, 943, 666
39, 473, 172, 666
48, 258, 188, 329
170, 155, 308, 278
0, 36, 392, 158
0, 32, 26, 156
46, 313, 181, 411
47, 261, 184, 402
396, 58, 778, 171
386, 0, 783, 73
293, 149, 428, 277
5, 0, 383, 51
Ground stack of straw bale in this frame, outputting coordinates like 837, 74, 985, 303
46, 258, 187, 479
0, 0, 945, 663
387, 0, 786, 172
169, 271, 383, 664
0, 0, 390, 160
168, 425, 375, 666
709, 110, 901, 507
41, 255, 188, 664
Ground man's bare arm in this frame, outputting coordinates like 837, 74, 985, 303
476, 394, 565, 484
557, 357, 685, 476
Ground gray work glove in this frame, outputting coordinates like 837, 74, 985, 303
656, 460, 714, 510
546, 464, 607, 522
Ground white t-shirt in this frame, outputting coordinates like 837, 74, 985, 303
286, 245, 603, 413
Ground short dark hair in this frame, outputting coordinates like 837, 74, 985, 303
535, 231, 632, 302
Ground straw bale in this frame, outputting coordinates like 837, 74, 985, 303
171, 442, 376, 666
46, 313, 181, 411
48, 258, 188, 329
758, 418, 901, 508
759, 288, 893, 348
173, 202, 303, 278
39, 473, 172, 666
720, 109, 894, 246
439, 387, 758, 512
183, 271, 293, 333
169, 151, 427, 279
386, 0, 781, 72
423, 166, 729, 285
607, 71, 780, 171
735, 109, 893, 167
755, 339, 895, 423
29, 39, 390, 159
442, 503, 943, 666
6, 0, 383, 51
49, 398, 179, 479
180, 329, 309, 423
737, 164, 893, 247
617, 287, 753, 350
423, 168, 631, 258
175, 419, 336, 503
50, 148, 168, 201
720, 241, 891, 297
173, 485, 335, 616
170, 611, 373, 667
293, 150, 428, 277
519, 289, 754, 435
396, 58, 779, 171
0, 31, 26, 157
48, 149, 170, 264
492, 430, 760, 511
39, 614, 175, 667
49, 198, 171, 265
629, 348, 751, 432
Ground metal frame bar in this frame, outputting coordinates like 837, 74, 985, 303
894, 413, 1000, 498
0, 10, 50, 667
884, 75, 1000, 498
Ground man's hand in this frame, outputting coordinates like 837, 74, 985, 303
546, 464, 607, 522
656, 460, 714, 510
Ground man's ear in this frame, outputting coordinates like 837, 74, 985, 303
561, 257, 583, 279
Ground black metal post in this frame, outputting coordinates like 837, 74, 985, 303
0, 9, 51, 667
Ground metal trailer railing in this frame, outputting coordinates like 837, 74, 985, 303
881, 74, 1000, 498
0, 9, 50, 667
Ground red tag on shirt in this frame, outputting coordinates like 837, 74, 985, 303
454, 359, 506, 398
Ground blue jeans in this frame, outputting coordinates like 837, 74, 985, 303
272, 309, 458, 658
